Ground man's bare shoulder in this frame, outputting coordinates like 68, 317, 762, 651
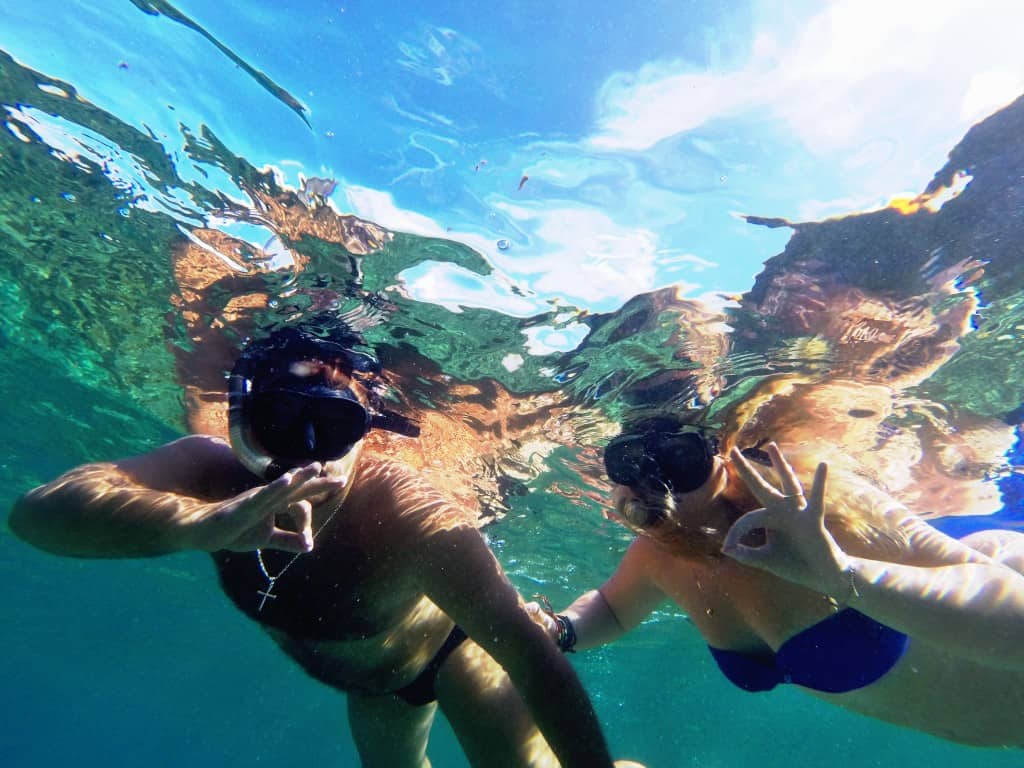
350, 455, 481, 531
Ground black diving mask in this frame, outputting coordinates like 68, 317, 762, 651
604, 429, 718, 493
247, 385, 371, 467
228, 329, 420, 479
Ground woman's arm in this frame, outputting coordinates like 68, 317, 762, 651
842, 548, 1024, 669
555, 537, 669, 651
8, 435, 329, 558
724, 444, 1024, 669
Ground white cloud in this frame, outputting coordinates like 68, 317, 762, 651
344, 185, 485, 246
345, 185, 674, 312
658, 250, 717, 272
962, 69, 1024, 123
491, 203, 664, 307
398, 261, 544, 317
523, 323, 591, 356
588, 0, 1024, 159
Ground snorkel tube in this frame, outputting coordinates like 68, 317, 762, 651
228, 326, 419, 480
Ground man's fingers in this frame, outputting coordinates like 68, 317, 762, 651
285, 500, 314, 548
523, 602, 559, 640
295, 475, 345, 497
258, 465, 340, 510
256, 464, 321, 508
264, 528, 313, 554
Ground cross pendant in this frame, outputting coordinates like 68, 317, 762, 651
257, 578, 278, 612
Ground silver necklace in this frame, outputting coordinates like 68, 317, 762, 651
254, 502, 342, 612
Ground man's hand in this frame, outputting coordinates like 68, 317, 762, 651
188, 463, 347, 553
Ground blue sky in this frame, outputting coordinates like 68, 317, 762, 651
3, 0, 1024, 327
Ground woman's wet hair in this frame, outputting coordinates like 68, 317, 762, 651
613, 486, 731, 559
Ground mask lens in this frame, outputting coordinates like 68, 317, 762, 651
652, 432, 715, 492
604, 434, 654, 487
249, 390, 368, 464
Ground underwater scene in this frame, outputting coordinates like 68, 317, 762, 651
3, 1, 1024, 766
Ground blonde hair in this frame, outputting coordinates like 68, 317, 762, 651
615, 486, 732, 560
615, 446, 912, 562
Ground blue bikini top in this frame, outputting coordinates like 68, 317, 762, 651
707, 608, 909, 693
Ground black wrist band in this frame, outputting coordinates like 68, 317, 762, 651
554, 614, 577, 653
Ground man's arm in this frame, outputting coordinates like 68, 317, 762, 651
418, 522, 617, 768
9, 435, 327, 558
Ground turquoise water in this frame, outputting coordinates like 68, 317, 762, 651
3, 2, 1024, 766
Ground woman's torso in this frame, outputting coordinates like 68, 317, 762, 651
650, 545, 1024, 747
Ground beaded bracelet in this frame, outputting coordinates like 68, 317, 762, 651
845, 563, 861, 601
554, 614, 577, 653
827, 564, 861, 611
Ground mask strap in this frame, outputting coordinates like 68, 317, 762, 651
369, 409, 421, 438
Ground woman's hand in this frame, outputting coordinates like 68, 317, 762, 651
523, 599, 562, 644
188, 463, 347, 553
722, 443, 851, 598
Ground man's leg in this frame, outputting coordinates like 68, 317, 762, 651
434, 639, 559, 768
346, 691, 437, 768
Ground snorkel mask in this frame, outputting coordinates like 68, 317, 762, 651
603, 425, 719, 494
229, 327, 419, 480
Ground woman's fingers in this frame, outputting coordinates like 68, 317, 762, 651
766, 442, 805, 500
806, 461, 828, 523
729, 448, 780, 502
523, 602, 559, 640
731, 445, 815, 512
722, 508, 779, 568
722, 507, 779, 552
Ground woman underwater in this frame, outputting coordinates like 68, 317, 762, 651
530, 405, 1024, 747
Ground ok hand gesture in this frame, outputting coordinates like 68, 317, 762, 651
722, 443, 850, 597
192, 463, 347, 554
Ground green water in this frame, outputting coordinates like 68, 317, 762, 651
3, 41, 1024, 768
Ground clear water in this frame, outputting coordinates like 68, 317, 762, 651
2, 1, 1023, 766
